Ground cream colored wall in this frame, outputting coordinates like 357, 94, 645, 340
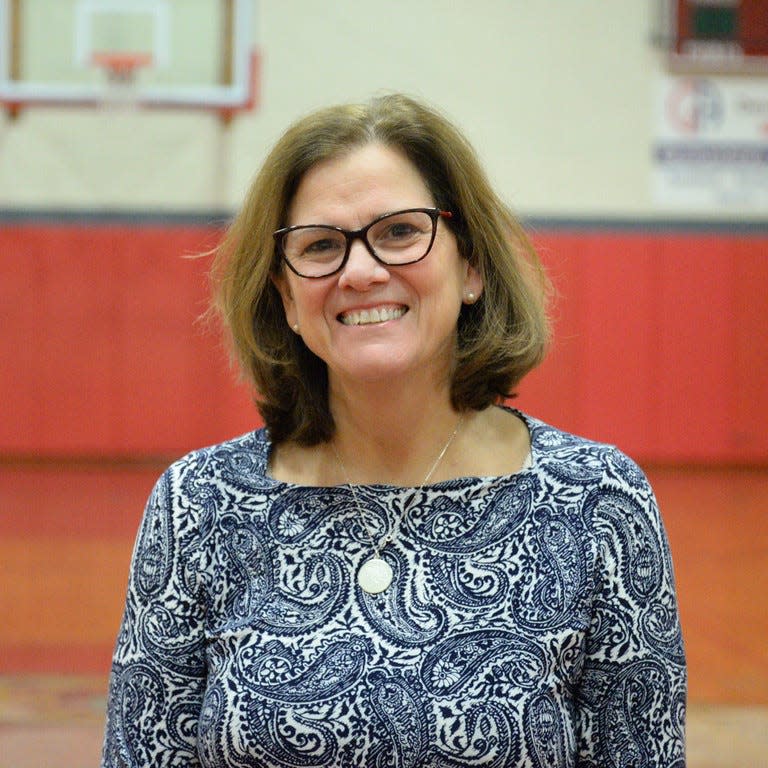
0, 0, 740, 217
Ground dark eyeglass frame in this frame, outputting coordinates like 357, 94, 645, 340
273, 207, 453, 279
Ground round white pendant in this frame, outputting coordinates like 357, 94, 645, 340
357, 557, 393, 594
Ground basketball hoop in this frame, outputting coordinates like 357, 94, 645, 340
91, 52, 153, 108
92, 52, 153, 84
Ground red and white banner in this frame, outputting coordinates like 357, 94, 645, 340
653, 76, 768, 210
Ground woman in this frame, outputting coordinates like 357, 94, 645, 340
102, 94, 686, 767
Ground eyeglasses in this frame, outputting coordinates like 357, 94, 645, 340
273, 207, 453, 279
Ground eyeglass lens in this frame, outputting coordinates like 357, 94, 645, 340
281, 209, 436, 277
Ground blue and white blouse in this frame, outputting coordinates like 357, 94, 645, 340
102, 410, 686, 767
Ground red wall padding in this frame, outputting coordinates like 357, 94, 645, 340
517, 231, 768, 463
0, 225, 255, 457
1, 223, 766, 463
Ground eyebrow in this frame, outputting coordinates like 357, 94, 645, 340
287, 205, 435, 229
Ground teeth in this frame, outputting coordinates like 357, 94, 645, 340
340, 306, 406, 326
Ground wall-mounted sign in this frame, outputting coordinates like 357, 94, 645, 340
653, 76, 768, 211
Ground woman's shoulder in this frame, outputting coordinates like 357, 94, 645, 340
159, 426, 272, 487
514, 408, 651, 495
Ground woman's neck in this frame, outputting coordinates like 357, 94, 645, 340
327, 376, 462, 486
269, 400, 531, 488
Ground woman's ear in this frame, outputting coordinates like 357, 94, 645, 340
462, 262, 483, 304
270, 272, 299, 331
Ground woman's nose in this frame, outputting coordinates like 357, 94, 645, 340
337, 239, 390, 290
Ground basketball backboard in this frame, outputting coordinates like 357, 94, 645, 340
0, 0, 258, 115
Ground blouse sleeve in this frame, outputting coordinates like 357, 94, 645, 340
576, 451, 687, 767
101, 460, 207, 767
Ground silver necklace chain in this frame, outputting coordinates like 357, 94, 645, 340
332, 415, 463, 559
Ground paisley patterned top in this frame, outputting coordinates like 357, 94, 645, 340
101, 410, 686, 767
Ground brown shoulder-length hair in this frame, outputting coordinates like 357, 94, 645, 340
210, 93, 551, 445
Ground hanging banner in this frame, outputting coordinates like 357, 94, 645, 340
653, 76, 768, 210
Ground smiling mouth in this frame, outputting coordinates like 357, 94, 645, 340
338, 306, 407, 326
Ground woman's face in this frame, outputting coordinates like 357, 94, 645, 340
273, 143, 482, 391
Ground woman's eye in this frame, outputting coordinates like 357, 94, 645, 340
304, 238, 342, 255
382, 222, 421, 241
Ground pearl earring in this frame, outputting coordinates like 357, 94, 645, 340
292, 323, 300, 333
465, 291, 476, 304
